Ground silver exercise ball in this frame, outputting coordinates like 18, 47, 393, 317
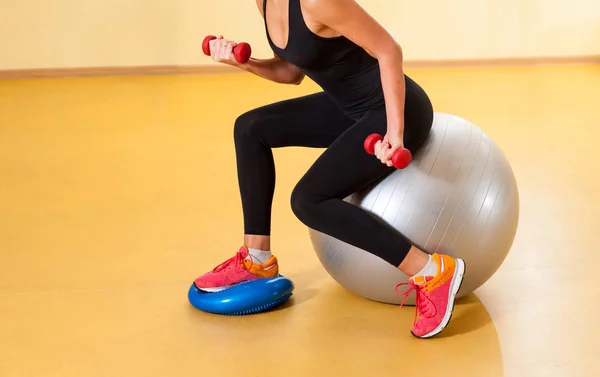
309, 112, 519, 305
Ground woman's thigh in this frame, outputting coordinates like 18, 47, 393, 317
234, 92, 355, 149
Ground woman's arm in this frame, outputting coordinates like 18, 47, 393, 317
208, 36, 305, 85
239, 55, 305, 85
305, 0, 406, 161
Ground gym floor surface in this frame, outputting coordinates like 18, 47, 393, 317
1, 64, 599, 377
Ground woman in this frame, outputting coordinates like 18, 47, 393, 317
194, 0, 465, 338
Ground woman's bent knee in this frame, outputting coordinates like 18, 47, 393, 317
234, 110, 266, 144
290, 184, 319, 226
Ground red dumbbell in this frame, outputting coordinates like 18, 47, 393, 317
202, 35, 252, 64
364, 133, 412, 169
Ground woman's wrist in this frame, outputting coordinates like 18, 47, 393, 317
236, 58, 255, 72
386, 117, 404, 133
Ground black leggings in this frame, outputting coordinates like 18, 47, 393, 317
233, 77, 433, 267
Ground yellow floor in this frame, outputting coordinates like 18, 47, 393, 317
1, 64, 599, 377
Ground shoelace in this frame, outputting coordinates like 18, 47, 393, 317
396, 280, 437, 324
212, 250, 253, 272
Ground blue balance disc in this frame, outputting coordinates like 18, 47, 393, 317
188, 275, 294, 316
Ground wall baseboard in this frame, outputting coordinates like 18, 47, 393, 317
0, 65, 241, 80
1, 55, 599, 80
405, 55, 600, 69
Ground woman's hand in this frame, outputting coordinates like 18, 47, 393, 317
374, 128, 405, 167
208, 36, 240, 66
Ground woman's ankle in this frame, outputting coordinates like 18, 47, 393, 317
244, 234, 271, 251
397, 246, 430, 276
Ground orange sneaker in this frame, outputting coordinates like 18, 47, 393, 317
398, 254, 466, 338
193, 247, 279, 292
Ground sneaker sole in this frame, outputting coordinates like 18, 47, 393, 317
196, 276, 276, 293
411, 258, 466, 339
196, 283, 242, 293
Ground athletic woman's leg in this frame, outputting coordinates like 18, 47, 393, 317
234, 92, 354, 238
290, 77, 465, 338
194, 92, 355, 291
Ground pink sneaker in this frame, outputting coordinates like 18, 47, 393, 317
193, 247, 279, 292
397, 254, 466, 338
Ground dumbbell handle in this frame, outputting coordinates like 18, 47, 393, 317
202, 35, 252, 64
364, 133, 412, 169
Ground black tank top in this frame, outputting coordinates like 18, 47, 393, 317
264, 0, 385, 119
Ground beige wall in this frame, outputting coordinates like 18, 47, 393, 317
1, 0, 599, 70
